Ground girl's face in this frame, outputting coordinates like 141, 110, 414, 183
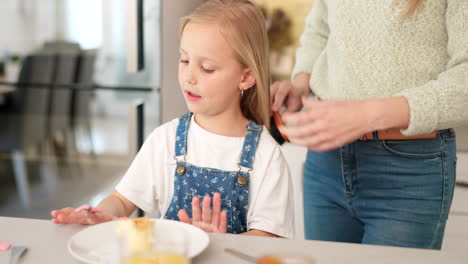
178, 22, 254, 118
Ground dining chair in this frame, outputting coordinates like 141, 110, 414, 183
0, 54, 55, 208
48, 54, 79, 158
69, 51, 97, 154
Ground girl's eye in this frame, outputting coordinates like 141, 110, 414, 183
201, 67, 215, 73
180, 59, 189, 64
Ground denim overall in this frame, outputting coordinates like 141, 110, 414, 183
164, 113, 262, 234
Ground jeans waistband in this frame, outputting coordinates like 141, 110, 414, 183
437, 129, 456, 139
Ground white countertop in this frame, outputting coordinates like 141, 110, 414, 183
0, 217, 463, 264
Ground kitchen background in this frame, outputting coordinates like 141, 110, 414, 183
0, 0, 466, 259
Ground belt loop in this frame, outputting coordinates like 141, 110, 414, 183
372, 131, 379, 140
440, 130, 446, 139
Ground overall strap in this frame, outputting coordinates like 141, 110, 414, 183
238, 121, 263, 170
175, 112, 193, 156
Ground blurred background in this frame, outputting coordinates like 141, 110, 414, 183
0, 0, 161, 221
0, 0, 466, 256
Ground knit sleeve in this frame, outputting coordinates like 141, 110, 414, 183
291, 0, 329, 80
396, 0, 468, 136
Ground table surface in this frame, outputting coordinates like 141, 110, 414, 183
0, 217, 463, 264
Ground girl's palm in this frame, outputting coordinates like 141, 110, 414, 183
178, 192, 227, 233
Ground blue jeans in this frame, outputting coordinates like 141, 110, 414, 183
303, 129, 457, 249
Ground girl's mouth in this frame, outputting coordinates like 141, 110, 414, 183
185, 91, 202, 102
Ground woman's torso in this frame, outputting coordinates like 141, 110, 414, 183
311, 0, 448, 100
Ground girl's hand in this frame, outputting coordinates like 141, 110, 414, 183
271, 73, 310, 113
51, 206, 125, 225
280, 97, 374, 152
177, 192, 227, 233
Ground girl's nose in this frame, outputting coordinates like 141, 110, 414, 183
185, 67, 197, 85
187, 78, 196, 85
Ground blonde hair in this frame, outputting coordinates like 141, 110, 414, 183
180, 0, 271, 129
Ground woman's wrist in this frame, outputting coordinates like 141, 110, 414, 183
365, 96, 410, 131
293, 72, 311, 97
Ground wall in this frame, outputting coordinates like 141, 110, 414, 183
0, 0, 57, 56
159, 0, 205, 123
252, 0, 314, 48
455, 126, 468, 152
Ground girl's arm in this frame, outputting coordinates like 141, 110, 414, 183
52, 126, 163, 225
244, 145, 295, 239
96, 191, 137, 217
51, 191, 136, 225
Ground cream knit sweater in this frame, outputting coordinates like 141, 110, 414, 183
292, 0, 467, 136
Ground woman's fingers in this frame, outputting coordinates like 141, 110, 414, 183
270, 81, 280, 108
282, 111, 310, 127
281, 99, 372, 151
282, 99, 321, 125
272, 81, 292, 112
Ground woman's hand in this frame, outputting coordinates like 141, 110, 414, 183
280, 97, 374, 152
271, 73, 311, 113
178, 192, 227, 233
51, 207, 125, 225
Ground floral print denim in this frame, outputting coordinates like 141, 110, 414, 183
164, 112, 262, 234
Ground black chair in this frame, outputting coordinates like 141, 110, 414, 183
42, 41, 81, 55
69, 51, 97, 154
0, 54, 56, 208
0, 55, 55, 149
48, 54, 79, 156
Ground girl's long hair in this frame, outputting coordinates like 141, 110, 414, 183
180, 0, 271, 129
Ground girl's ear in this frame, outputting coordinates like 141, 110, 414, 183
239, 68, 256, 91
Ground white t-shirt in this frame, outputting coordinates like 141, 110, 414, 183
116, 117, 295, 238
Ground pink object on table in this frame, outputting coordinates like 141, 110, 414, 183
75, 205, 92, 212
75, 205, 102, 214
0, 241, 11, 251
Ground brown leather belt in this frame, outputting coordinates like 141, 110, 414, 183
360, 129, 438, 141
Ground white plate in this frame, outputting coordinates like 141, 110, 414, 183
68, 219, 210, 264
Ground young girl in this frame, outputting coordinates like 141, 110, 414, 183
51, 0, 294, 238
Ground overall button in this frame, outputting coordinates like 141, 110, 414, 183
237, 174, 247, 187
176, 164, 186, 175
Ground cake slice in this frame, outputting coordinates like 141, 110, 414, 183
118, 216, 155, 254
